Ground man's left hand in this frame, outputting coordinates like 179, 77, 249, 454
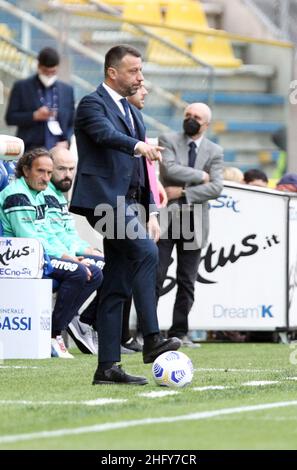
158, 181, 168, 208
147, 214, 160, 242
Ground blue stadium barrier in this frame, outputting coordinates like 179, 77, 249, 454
181, 91, 285, 106
223, 150, 237, 162
226, 122, 284, 133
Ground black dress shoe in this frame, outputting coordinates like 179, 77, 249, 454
142, 334, 182, 364
92, 364, 148, 385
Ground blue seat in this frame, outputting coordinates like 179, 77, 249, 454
42, 252, 60, 292
0, 161, 9, 191
0, 162, 7, 238
3, 161, 17, 184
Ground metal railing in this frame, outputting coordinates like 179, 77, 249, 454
1, 0, 294, 135
0, 33, 35, 78
0, 0, 106, 64
244, 0, 295, 43
48, 0, 216, 105
0, 32, 171, 133
0, 0, 192, 109
0, 0, 178, 132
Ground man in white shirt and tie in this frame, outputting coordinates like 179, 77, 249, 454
157, 103, 224, 347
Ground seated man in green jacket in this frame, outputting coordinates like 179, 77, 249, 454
0, 148, 103, 358
45, 147, 103, 260
44, 146, 104, 353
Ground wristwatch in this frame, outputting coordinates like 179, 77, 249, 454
181, 188, 186, 196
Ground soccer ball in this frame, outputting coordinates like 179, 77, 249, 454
152, 351, 194, 388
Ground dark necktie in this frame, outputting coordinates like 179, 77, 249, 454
120, 98, 135, 136
188, 141, 197, 168
120, 98, 144, 188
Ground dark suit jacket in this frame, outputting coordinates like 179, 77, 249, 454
70, 84, 154, 214
5, 75, 75, 150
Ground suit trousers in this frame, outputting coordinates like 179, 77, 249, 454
156, 211, 201, 338
87, 200, 159, 363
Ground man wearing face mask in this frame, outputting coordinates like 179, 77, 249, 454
156, 102, 224, 347
5, 47, 74, 151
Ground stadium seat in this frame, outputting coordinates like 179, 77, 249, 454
0, 161, 9, 192
191, 34, 242, 68
121, 1, 163, 37
164, 1, 208, 30
59, 0, 88, 4
0, 39, 22, 65
0, 24, 23, 65
94, 0, 187, 6
43, 253, 60, 292
122, 1, 163, 27
0, 23, 12, 39
3, 161, 16, 184
146, 28, 195, 66
93, 0, 128, 6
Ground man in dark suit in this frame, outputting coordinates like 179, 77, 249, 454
70, 45, 181, 385
5, 47, 74, 151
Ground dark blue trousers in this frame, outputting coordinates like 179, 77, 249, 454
95, 202, 160, 363
49, 257, 103, 334
156, 212, 201, 338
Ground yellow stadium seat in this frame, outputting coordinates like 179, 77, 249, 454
122, 1, 163, 36
0, 41, 22, 64
0, 25, 35, 68
59, 0, 88, 4
147, 28, 195, 66
95, 0, 135, 6
164, 1, 208, 30
103, 0, 180, 8
0, 23, 12, 39
0, 25, 21, 65
191, 34, 242, 68
122, 1, 163, 26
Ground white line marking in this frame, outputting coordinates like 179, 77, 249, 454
1, 400, 297, 444
0, 366, 39, 369
139, 391, 179, 398
193, 386, 233, 391
0, 366, 283, 372
242, 380, 279, 386
0, 398, 126, 407
286, 377, 297, 381
83, 399, 126, 406
195, 368, 282, 373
